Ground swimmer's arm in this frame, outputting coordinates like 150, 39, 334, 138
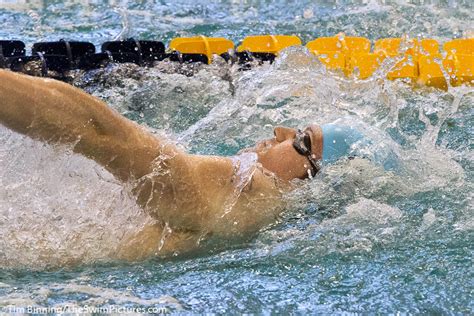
136, 152, 286, 236
0, 70, 286, 240
177, 156, 287, 236
0, 69, 179, 182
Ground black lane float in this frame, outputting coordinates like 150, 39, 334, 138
0, 37, 272, 79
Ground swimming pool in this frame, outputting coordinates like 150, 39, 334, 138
0, 1, 472, 313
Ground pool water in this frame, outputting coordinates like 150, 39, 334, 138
0, 1, 473, 313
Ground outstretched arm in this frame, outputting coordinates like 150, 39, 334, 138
0, 70, 286, 250
0, 69, 175, 182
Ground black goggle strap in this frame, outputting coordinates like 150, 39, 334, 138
307, 155, 320, 177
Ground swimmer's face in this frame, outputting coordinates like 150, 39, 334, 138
244, 125, 323, 181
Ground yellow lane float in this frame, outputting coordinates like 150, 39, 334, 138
169, 36, 234, 64
306, 35, 372, 77
169, 34, 472, 89
237, 35, 302, 55
443, 38, 474, 87
303, 35, 473, 89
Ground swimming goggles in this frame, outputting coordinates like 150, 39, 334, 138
292, 129, 320, 177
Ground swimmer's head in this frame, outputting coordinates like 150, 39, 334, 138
244, 125, 323, 181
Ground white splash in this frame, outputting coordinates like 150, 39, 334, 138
0, 126, 152, 269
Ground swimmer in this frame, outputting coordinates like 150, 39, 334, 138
0, 69, 370, 260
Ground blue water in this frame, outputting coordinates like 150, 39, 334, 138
0, 0, 473, 313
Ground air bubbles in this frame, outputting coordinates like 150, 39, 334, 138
303, 8, 313, 19
27, 10, 43, 37
353, 66, 361, 78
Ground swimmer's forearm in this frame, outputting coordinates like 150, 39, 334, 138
0, 70, 171, 181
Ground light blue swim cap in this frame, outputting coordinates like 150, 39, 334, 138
320, 124, 400, 171
321, 124, 365, 164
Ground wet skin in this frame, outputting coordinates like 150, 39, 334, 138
0, 69, 324, 261
250, 125, 323, 181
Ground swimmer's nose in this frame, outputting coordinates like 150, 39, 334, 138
273, 126, 297, 142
